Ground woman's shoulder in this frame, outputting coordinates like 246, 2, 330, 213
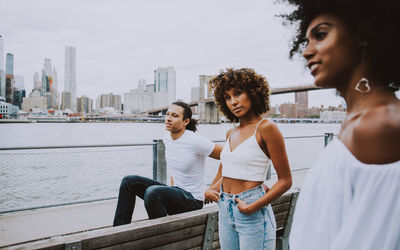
225, 127, 235, 139
355, 102, 400, 138
349, 103, 400, 163
258, 118, 280, 133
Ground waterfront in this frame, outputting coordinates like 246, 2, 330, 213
0, 122, 341, 213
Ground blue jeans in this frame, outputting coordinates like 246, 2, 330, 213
218, 184, 276, 250
113, 175, 203, 226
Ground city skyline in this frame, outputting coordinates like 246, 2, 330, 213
0, 0, 344, 108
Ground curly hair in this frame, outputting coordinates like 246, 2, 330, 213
279, 0, 400, 89
209, 68, 270, 123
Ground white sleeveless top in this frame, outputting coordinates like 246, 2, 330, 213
290, 138, 400, 250
220, 119, 271, 181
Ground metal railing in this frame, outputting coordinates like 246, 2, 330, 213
0, 133, 334, 214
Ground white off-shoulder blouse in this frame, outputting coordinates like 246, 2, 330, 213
289, 138, 400, 250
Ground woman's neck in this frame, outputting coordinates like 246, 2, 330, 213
340, 76, 395, 113
238, 112, 261, 127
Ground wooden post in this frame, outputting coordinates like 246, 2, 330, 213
153, 139, 167, 184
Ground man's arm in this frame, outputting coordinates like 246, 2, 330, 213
208, 144, 222, 160
208, 163, 222, 190
204, 163, 223, 203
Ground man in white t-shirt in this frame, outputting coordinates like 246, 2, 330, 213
113, 101, 222, 226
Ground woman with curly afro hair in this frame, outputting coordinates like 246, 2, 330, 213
204, 68, 292, 249
279, 0, 400, 249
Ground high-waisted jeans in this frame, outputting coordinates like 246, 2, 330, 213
113, 175, 203, 226
218, 184, 276, 250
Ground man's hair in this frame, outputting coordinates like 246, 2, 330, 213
208, 68, 270, 123
172, 101, 198, 132
279, 0, 400, 90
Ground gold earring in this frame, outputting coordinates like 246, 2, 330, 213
354, 77, 371, 94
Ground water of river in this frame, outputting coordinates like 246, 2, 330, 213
0, 122, 340, 213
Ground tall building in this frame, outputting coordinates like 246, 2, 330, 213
61, 91, 72, 110
0, 35, 5, 99
77, 96, 92, 114
40, 58, 58, 109
33, 72, 41, 90
13, 75, 25, 109
279, 102, 298, 118
5, 53, 14, 104
51, 66, 59, 109
40, 69, 46, 95
99, 93, 122, 111
124, 80, 153, 113
295, 91, 308, 109
153, 66, 176, 109
64, 46, 77, 110
5, 53, 13, 74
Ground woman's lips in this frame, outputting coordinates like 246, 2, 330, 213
309, 62, 321, 76
233, 107, 242, 113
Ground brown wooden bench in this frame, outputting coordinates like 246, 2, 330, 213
5, 190, 299, 250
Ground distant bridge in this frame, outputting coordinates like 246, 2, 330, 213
146, 84, 321, 123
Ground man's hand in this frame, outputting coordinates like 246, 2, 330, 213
204, 190, 220, 204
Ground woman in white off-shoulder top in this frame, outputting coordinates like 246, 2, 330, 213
280, 0, 400, 249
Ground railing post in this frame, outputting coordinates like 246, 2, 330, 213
153, 139, 167, 184
324, 133, 334, 147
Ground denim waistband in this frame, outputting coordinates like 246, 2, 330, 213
219, 184, 264, 200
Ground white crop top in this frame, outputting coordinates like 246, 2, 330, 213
221, 119, 271, 181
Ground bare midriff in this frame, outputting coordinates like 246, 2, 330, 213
222, 177, 263, 194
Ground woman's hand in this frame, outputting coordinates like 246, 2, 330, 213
204, 190, 220, 204
235, 198, 256, 214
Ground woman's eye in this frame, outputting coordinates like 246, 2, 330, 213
234, 91, 241, 96
315, 32, 327, 41
224, 95, 230, 100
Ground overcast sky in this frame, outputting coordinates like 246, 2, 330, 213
0, 0, 344, 107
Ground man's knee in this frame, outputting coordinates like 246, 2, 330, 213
120, 175, 141, 189
144, 185, 165, 205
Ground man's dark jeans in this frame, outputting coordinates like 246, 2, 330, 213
113, 175, 203, 226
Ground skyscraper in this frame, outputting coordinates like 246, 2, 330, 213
5, 53, 13, 75
38, 58, 59, 109
51, 66, 59, 109
13, 75, 25, 109
5, 53, 14, 104
153, 66, 176, 109
0, 35, 5, 99
33, 72, 41, 90
64, 46, 77, 110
